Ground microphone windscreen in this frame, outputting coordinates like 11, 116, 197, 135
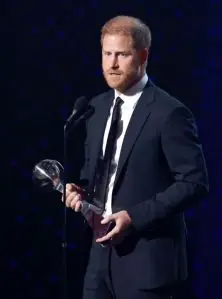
73, 96, 90, 113
66, 95, 91, 124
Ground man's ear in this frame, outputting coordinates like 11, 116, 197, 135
139, 48, 149, 65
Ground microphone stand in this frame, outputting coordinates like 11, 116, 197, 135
62, 107, 94, 299
62, 120, 69, 299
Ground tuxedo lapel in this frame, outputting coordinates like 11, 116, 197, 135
113, 82, 155, 191
88, 90, 114, 190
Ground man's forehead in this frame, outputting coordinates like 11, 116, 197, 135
102, 34, 134, 49
103, 33, 133, 42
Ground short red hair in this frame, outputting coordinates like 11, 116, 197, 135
101, 15, 152, 50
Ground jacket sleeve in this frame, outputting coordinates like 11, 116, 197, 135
126, 105, 209, 231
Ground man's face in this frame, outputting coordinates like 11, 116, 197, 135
102, 34, 147, 93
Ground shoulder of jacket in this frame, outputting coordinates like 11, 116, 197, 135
153, 85, 189, 112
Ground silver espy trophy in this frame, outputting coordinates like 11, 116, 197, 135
32, 159, 111, 239
32, 97, 113, 242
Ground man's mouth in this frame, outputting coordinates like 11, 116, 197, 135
109, 73, 121, 75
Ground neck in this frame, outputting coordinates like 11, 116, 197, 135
122, 72, 145, 93
115, 72, 147, 97
129, 73, 144, 89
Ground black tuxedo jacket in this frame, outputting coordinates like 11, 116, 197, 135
73, 80, 209, 290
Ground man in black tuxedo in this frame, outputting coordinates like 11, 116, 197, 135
65, 15, 209, 299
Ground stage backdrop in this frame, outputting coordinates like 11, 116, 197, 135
2, 1, 221, 298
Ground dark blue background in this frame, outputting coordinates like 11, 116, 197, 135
3, 1, 221, 298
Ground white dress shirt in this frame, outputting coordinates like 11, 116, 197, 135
102, 73, 148, 216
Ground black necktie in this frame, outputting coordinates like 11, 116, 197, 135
95, 97, 123, 207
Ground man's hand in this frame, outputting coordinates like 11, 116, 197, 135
96, 210, 132, 244
62, 183, 83, 212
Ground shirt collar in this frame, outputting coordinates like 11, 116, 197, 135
114, 73, 148, 102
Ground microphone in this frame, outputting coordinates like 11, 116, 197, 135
66, 96, 90, 125
74, 105, 94, 125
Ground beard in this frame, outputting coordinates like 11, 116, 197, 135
103, 69, 139, 93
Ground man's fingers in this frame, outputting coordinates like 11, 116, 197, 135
60, 183, 83, 211
69, 194, 81, 209
74, 200, 82, 212
101, 215, 113, 224
65, 183, 73, 192
96, 226, 119, 243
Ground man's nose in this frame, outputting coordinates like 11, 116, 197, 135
110, 55, 119, 68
